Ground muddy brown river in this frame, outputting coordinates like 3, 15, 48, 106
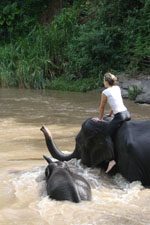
0, 88, 150, 225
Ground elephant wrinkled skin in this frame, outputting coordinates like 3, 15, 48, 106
41, 118, 150, 186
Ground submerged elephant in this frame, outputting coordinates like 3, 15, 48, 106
41, 118, 150, 186
43, 155, 91, 203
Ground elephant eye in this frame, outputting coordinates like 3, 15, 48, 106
45, 166, 50, 178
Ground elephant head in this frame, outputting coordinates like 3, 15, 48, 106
43, 155, 66, 182
41, 118, 114, 168
43, 155, 91, 202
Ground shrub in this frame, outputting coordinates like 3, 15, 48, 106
0, 0, 150, 89
46, 74, 103, 92
128, 85, 142, 100
65, 22, 125, 80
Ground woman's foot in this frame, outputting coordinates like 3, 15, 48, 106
105, 160, 116, 173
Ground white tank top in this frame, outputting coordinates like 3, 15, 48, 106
102, 85, 127, 114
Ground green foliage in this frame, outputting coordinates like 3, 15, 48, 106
128, 85, 142, 100
65, 24, 125, 79
0, 27, 50, 89
122, 1, 150, 73
46, 74, 103, 92
0, 0, 150, 90
0, 0, 51, 41
0, 2, 19, 26
0, 4, 81, 88
64, 0, 150, 80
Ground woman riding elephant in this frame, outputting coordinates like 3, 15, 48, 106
93, 73, 131, 173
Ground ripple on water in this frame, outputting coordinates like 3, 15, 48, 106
6, 158, 150, 225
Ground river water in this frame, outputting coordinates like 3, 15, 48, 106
0, 88, 150, 225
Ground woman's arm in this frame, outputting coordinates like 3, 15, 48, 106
99, 93, 107, 120
106, 109, 113, 117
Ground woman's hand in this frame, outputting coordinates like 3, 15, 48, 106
105, 109, 113, 117
92, 117, 103, 122
105, 113, 112, 117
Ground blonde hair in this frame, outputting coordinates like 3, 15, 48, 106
104, 73, 117, 86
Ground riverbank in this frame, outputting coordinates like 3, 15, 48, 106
0, 1, 149, 90
118, 75, 150, 104
46, 74, 150, 104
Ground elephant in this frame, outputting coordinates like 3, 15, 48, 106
43, 155, 91, 203
41, 118, 150, 187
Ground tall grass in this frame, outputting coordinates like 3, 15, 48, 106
0, 0, 149, 90
45, 74, 103, 92
0, 31, 47, 88
0, 5, 79, 89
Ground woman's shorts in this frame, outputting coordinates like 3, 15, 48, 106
108, 110, 131, 136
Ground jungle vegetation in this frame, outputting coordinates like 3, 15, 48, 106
0, 0, 149, 91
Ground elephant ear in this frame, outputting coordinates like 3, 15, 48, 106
81, 119, 114, 167
93, 133, 114, 166
43, 155, 53, 164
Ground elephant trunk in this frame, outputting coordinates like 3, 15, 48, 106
41, 125, 80, 161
